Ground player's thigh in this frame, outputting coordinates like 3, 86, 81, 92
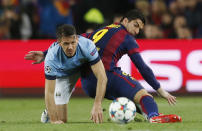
81, 74, 97, 98
81, 72, 116, 99
109, 70, 144, 101
54, 73, 80, 105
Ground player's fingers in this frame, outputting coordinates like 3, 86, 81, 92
91, 114, 97, 123
32, 61, 39, 64
29, 51, 38, 54
172, 99, 176, 105
168, 99, 173, 105
168, 99, 171, 105
24, 57, 33, 60
171, 99, 176, 105
93, 114, 100, 124
25, 53, 33, 56
171, 96, 176, 103
168, 97, 176, 105
96, 115, 100, 124
24, 54, 33, 58
98, 113, 103, 123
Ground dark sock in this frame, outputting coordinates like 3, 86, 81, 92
139, 95, 159, 119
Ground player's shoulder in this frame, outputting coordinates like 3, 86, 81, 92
124, 35, 139, 47
49, 41, 59, 49
47, 41, 60, 53
78, 35, 94, 48
46, 42, 60, 59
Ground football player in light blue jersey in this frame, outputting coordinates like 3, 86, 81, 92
26, 24, 107, 124
44, 35, 100, 79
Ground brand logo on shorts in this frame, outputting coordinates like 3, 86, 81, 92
55, 92, 61, 97
45, 66, 52, 73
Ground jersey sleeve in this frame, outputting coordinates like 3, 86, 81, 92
129, 53, 160, 90
83, 39, 100, 65
124, 35, 140, 56
43, 42, 58, 57
44, 60, 57, 80
44, 43, 58, 80
43, 50, 48, 56
125, 36, 160, 90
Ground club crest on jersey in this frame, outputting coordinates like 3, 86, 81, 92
45, 66, 52, 73
90, 48, 97, 56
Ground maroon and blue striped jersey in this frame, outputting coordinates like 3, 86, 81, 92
82, 23, 139, 71
82, 23, 160, 90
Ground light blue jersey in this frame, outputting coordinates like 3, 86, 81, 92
44, 36, 100, 80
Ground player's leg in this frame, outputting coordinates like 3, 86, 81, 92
45, 79, 63, 123
82, 69, 159, 119
134, 89, 159, 119
106, 69, 152, 116
110, 70, 181, 123
134, 89, 182, 123
42, 79, 67, 124
81, 72, 98, 98
43, 73, 80, 123
55, 104, 67, 123
53, 73, 80, 123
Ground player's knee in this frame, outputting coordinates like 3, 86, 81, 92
134, 89, 153, 104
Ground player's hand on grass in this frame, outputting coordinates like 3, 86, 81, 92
24, 51, 44, 64
91, 102, 103, 124
157, 87, 176, 105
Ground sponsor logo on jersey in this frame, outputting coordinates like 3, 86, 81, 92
90, 48, 97, 56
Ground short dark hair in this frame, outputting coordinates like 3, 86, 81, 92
120, 9, 146, 25
56, 24, 76, 39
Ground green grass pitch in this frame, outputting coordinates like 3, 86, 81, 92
0, 96, 202, 131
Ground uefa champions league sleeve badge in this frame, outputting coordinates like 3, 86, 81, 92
45, 66, 52, 73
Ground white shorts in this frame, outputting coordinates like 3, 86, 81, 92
54, 73, 80, 105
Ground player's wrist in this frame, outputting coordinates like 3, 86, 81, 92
93, 100, 102, 107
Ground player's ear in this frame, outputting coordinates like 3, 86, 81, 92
57, 38, 62, 45
75, 35, 78, 40
122, 18, 129, 26
124, 18, 129, 23
75, 35, 79, 43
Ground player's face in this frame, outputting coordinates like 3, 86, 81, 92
122, 18, 144, 36
59, 35, 78, 57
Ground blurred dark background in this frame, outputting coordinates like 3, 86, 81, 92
0, 0, 202, 40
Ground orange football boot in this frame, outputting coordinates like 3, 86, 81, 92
150, 114, 182, 123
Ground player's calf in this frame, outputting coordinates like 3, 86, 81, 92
134, 89, 159, 119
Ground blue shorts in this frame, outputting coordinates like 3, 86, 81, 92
81, 67, 144, 101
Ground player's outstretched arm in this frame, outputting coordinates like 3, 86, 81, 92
24, 51, 45, 64
90, 60, 107, 124
130, 53, 177, 105
157, 87, 177, 105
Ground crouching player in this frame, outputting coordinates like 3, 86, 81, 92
25, 24, 107, 124
25, 10, 182, 123
80, 9, 182, 123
